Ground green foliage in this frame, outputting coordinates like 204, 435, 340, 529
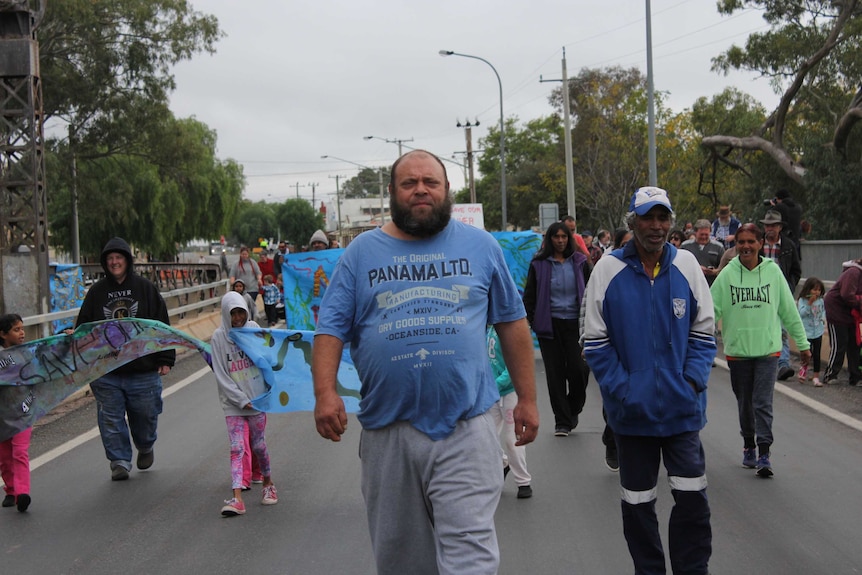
275, 199, 325, 249
714, 0, 862, 93
339, 168, 388, 199
704, 0, 862, 237
801, 144, 862, 240
231, 201, 277, 249
36, 0, 244, 260
39, 0, 222, 148
46, 115, 244, 258
549, 67, 655, 233
476, 116, 566, 231
684, 88, 769, 218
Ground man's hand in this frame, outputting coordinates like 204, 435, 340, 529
314, 390, 348, 442
512, 399, 539, 446
157, 365, 171, 376
800, 349, 812, 367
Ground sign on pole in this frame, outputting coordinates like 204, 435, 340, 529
451, 203, 485, 230
538, 203, 559, 231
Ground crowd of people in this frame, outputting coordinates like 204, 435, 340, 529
5, 149, 861, 575
536, 185, 858, 573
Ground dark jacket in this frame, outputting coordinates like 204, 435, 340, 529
824, 260, 862, 326
761, 233, 801, 291
523, 251, 590, 339
774, 198, 803, 249
76, 237, 175, 373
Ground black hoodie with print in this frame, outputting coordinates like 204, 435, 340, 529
75, 237, 176, 373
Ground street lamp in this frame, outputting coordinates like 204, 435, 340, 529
439, 49, 507, 230
363, 135, 414, 157
320, 155, 387, 226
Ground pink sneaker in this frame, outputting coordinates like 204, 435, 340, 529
261, 485, 278, 505
221, 497, 246, 517
813, 377, 823, 387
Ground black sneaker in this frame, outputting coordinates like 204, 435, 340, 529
137, 449, 154, 470
517, 485, 533, 499
111, 466, 130, 481
16, 494, 30, 513
2, 494, 15, 507
605, 447, 620, 472
554, 426, 570, 437
777, 367, 794, 381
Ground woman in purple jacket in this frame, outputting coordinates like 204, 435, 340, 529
523, 221, 591, 436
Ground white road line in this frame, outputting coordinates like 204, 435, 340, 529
30, 366, 212, 471
713, 357, 862, 433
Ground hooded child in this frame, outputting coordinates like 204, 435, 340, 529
210, 291, 278, 517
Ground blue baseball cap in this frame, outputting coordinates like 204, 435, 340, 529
629, 186, 673, 215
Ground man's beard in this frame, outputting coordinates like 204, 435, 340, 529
390, 194, 453, 238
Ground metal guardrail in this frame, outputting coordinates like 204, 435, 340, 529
801, 240, 862, 283
22, 277, 229, 338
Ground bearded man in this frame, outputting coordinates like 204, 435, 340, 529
312, 150, 538, 575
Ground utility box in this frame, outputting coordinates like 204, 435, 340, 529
538, 203, 559, 231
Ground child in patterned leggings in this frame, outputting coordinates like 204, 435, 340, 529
210, 291, 278, 517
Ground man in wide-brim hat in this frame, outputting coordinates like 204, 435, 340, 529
759, 209, 801, 381
711, 204, 740, 249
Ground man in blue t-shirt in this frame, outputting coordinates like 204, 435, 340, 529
313, 150, 538, 575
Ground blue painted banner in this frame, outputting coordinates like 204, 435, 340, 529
0, 319, 212, 442
279, 232, 540, 329
491, 231, 542, 294
49, 264, 86, 333
229, 327, 361, 414
280, 249, 343, 330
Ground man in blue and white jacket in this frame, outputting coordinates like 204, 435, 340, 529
583, 187, 716, 575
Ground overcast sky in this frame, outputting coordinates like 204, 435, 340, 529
169, 0, 777, 206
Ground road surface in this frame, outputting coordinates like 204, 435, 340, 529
3, 350, 862, 574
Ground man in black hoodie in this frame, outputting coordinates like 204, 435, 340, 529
75, 238, 175, 481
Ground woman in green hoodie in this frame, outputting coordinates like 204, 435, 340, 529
711, 223, 811, 478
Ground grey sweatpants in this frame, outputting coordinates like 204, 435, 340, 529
360, 414, 504, 575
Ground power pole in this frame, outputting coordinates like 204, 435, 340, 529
309, 182, 319, 206
293, 182, 307, 199
378, 169, 386, 225
456, 118, 479, 203
539, 47, 576, 221
328, 174, 342, 238
0, 2, 50, 323
364, 135, 413, 157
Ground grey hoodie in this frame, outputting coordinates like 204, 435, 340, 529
210, 291, 267, 416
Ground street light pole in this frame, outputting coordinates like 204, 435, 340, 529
321, 155, 387, 226
363, 135, 414, 157
645, 0, 658, 187
439, 50, 507, 230
328, 174, 342, 237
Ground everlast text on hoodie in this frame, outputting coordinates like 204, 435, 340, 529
711, 255, 809, 359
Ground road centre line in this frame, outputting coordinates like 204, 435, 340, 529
29, 358, 862, 471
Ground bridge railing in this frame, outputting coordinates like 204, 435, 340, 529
21, 263, 229, 338
801, 240, 862, 282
